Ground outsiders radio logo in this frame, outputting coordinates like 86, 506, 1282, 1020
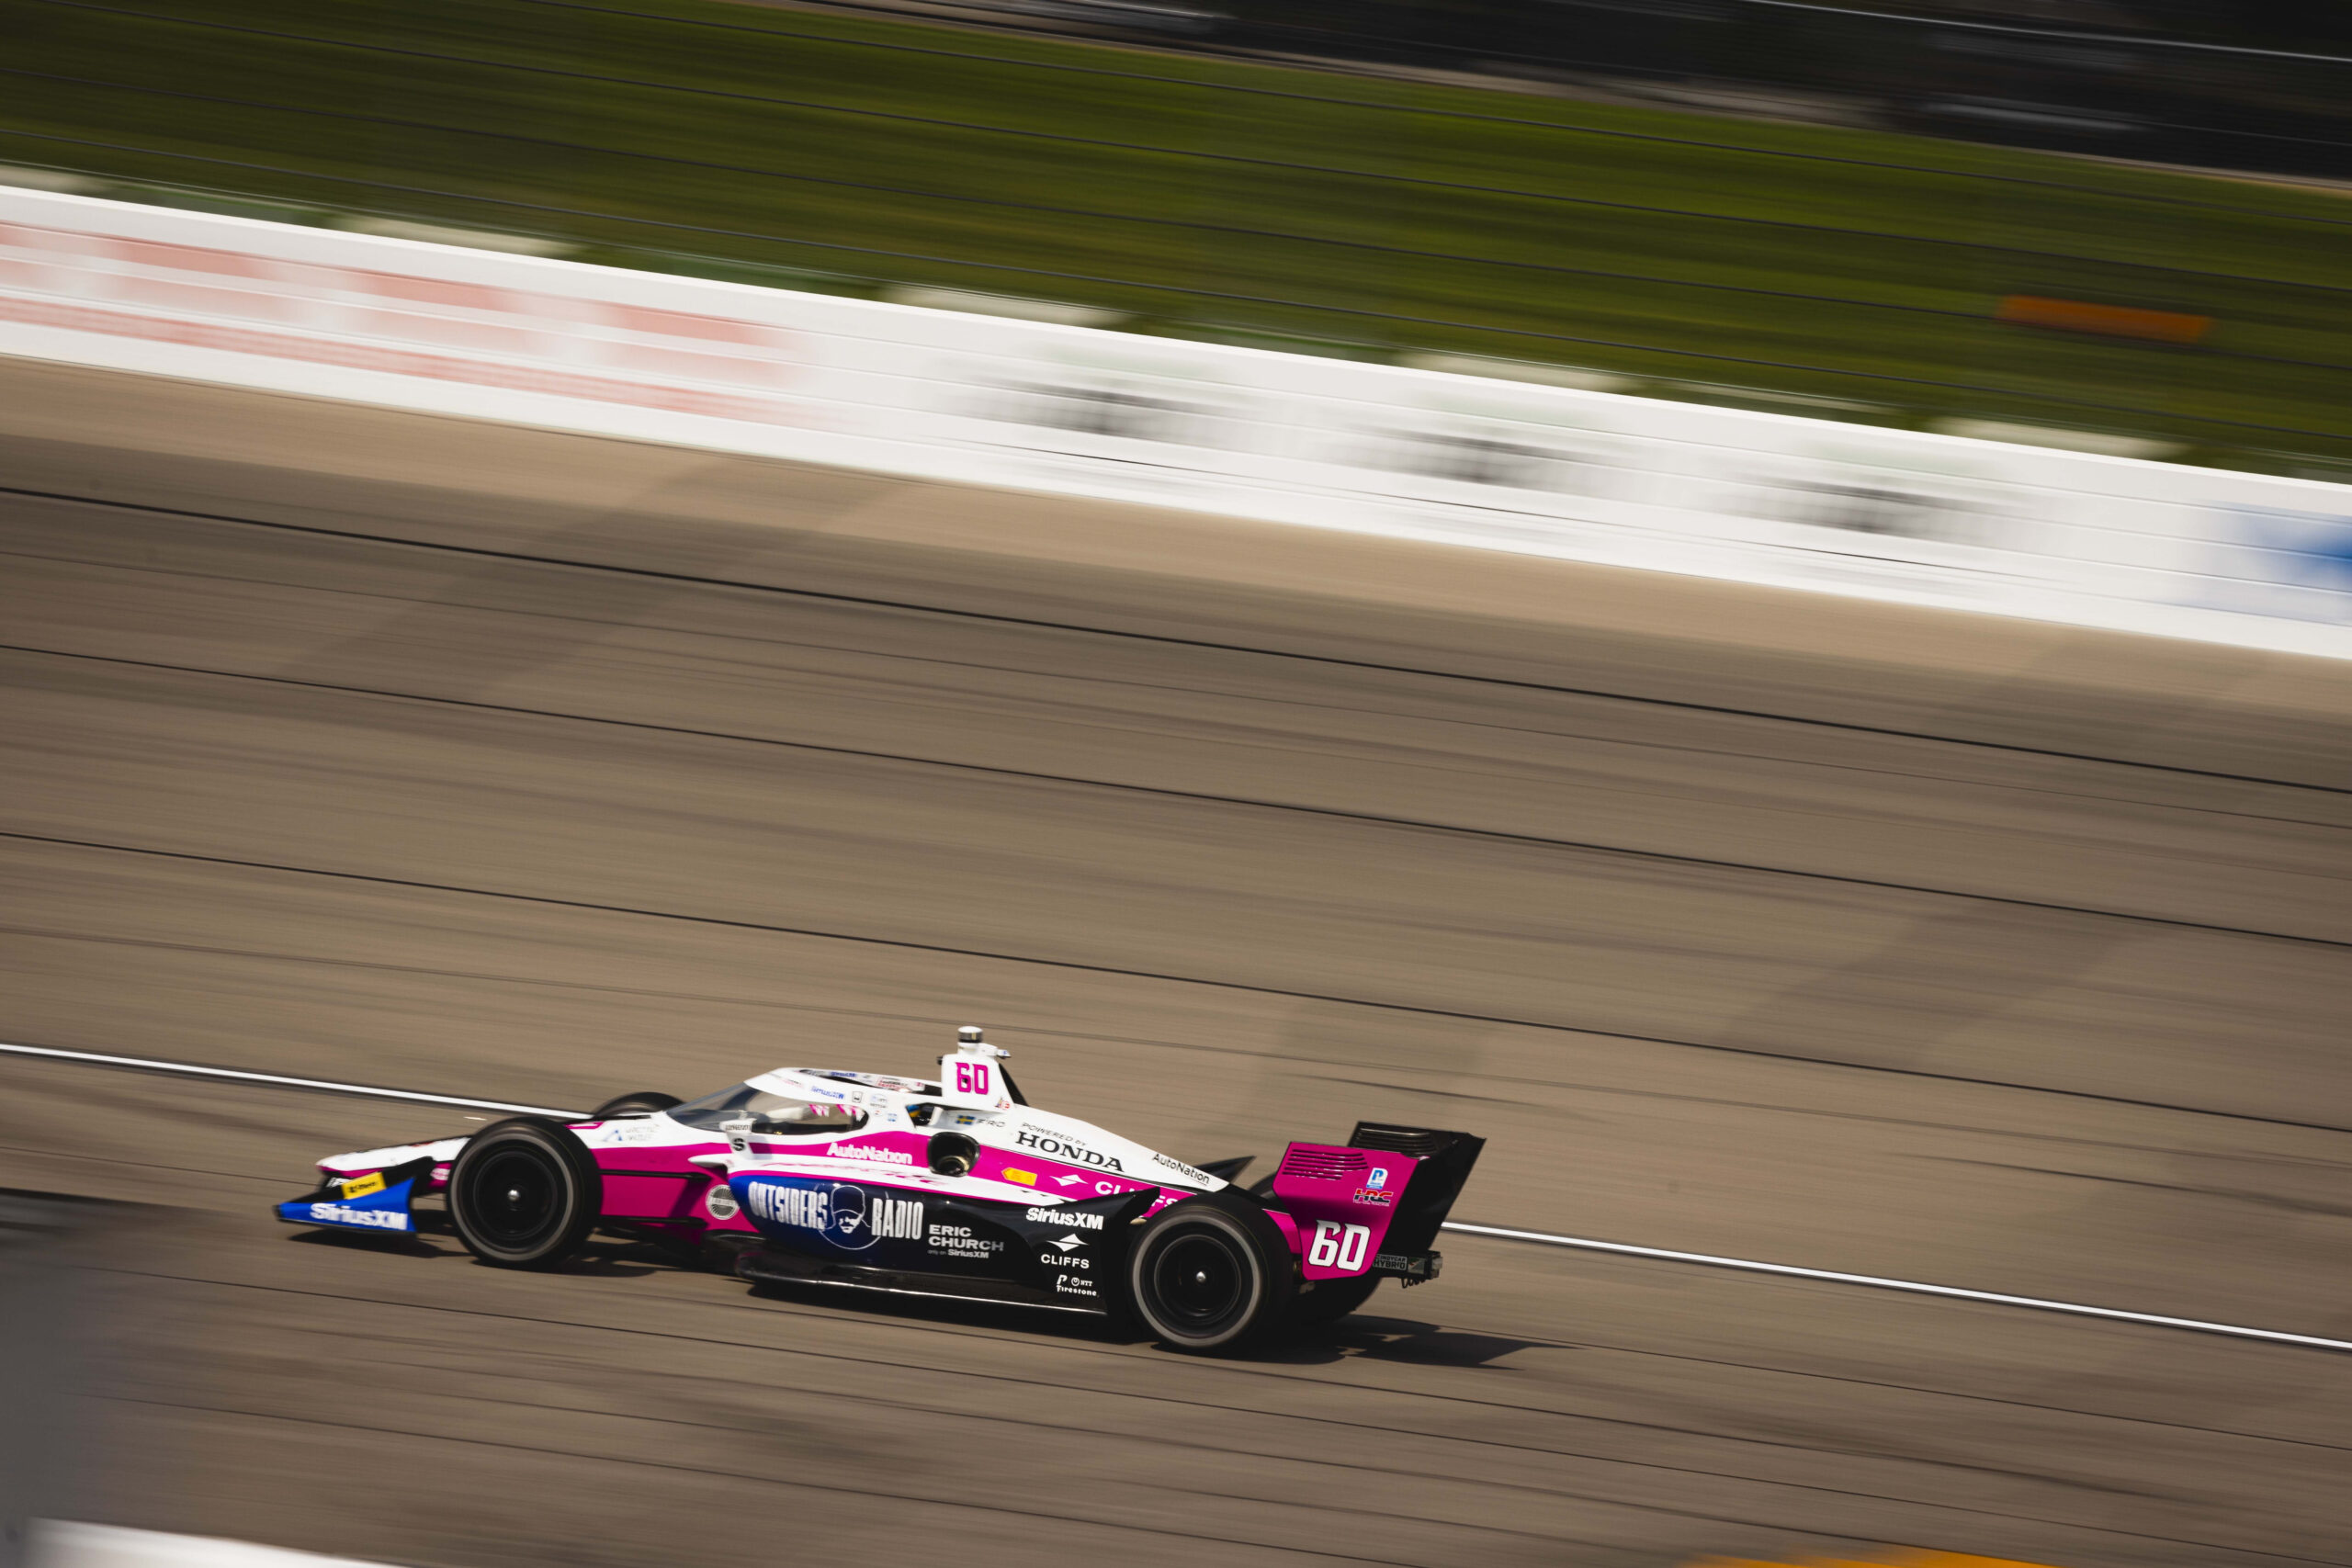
746, 1180, 922, 1250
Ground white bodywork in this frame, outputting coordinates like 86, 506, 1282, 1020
309, 1044, 1228, 1210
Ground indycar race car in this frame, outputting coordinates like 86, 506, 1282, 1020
275, 1027, 1483, 1351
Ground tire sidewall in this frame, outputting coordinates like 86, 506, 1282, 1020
448, 1117, 601, 1269
1125, 1194, 1296, 1353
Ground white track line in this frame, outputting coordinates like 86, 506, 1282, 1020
1440, 1222, 2352, 1354
8, 1039, 2348, 1354
0, 1041, 582, 1117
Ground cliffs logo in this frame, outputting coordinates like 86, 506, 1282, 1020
1015, 1127, 1125, 1172
747, 1181, 923, 1251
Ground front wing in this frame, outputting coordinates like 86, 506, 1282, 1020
273, 1156, 435, 1236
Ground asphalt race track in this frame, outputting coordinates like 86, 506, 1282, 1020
1, 358, 2348, 1568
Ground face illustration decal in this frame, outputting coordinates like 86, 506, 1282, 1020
826, 1182, 869, 1246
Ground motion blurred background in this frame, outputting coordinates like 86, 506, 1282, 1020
6, 0, 2352, 466
0, 0, 2348, 1566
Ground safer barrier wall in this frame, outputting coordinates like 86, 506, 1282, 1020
1, 187, 2345, 660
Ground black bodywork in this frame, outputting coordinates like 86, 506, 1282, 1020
730, 1121, 1483, 1314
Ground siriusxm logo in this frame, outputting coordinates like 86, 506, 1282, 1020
308, 1202, 408, 1231
1023, 1207, 1104, 1228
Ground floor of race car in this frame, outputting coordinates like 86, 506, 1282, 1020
0, 358, 2346, 1568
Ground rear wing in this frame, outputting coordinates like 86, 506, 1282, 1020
1347, 1122, 1483, 1256
1267, 1122, 1484, 1282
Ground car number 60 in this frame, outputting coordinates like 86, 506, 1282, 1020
1308, 1220, 1370, 1271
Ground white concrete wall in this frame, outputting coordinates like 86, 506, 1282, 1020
2, 187, 2345, 659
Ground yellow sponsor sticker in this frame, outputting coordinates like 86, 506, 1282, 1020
1002, 1168, 1038, 1186
338, 1171, 387, 1200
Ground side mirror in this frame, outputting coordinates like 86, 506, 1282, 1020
927, 1132, 979, 1178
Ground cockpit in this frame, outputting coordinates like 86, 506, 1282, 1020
663, 1082, 871, 1136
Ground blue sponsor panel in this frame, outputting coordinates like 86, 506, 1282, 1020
731, 1173, 1134, 1310
733, 1174, 928, 1261
2203, 503, 2352, 622
275, 1167, 419, 1235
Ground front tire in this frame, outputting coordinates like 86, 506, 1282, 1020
1125, 1195, 1296, 1353
448, 1118, 600, 1269
588, 1090, 680, 1119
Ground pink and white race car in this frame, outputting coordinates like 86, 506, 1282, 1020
276, 1027, 1483, 1351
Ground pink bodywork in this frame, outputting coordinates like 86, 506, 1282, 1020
1269, 1142, 1414, 1280
321, 1124, 1204, 1237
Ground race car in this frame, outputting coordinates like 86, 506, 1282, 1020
274, 1027, 1484, 1351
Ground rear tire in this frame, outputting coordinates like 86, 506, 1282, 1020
448, 1118, 600, 1269
588, 1090, 681, 1119
1125, 1194, 1296, 1353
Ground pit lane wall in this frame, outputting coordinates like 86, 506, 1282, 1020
2, 186, 2346, 660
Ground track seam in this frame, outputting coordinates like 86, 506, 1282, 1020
6, 840, 2349, 1135
11, 639, 2343, 948
6, 481, 2344, 797
101, 1269, 2350, 1560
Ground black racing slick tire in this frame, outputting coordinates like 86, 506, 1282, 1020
1125, 1194, 1296, 1354
447, 1118, 602, 1269
588, 1090, 682, 1120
